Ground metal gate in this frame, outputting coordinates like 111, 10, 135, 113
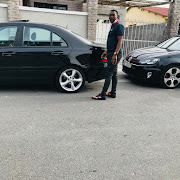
96, 19, 167, 58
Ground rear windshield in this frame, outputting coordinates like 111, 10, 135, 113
58, 26, 92, 45
156, 37, 180, 49
167, 38, 180, 51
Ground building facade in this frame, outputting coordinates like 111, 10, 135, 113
1, 0, 179, 38
26, 0, 83, 12
126, 7, 168, 23
0, 0, 126, 41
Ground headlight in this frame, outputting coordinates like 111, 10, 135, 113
140, 58, 160, 65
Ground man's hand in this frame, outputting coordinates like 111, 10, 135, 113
101, 51, 107, 59
111, 55, 117, 65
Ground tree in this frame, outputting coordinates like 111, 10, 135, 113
166, 0, 180, 38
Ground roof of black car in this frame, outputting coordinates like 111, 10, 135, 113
0, 21, 64, 30
0, 21, 92, 46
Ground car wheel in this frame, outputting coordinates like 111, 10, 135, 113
161, 66, 180, 88
56, 66, 85, 92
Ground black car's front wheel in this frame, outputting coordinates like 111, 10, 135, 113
161, 66, 180, 88
56, 66, 85, 92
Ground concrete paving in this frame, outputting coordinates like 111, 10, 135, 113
0, 70, 180, 180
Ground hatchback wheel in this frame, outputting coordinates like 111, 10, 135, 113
162, 66, 180, 88
56, 66, 85, 92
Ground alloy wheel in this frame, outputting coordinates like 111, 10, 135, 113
59, 68, 83, 92
164, 67, 180, 88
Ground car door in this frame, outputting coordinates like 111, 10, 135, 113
0, 25, 20, 81
11, 25, 72, 82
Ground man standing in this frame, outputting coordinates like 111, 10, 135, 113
92, 10, 124, 100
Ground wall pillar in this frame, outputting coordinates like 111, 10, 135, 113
19, 0, 23, 6
166, 0, 180, 38
87, 0, 98, 41
7, 0, 20, 21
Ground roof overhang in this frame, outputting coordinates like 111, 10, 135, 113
70, 0, 169, 7
98, 0, 169, 7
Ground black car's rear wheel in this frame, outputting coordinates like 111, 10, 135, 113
56, 66, 85, 92
161, 66, 180, 88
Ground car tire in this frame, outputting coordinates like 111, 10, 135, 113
161, 65, 180, 89
56, 66, 85, 92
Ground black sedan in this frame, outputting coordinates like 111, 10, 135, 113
0, 21, 106, 92
122, 37, 180, 88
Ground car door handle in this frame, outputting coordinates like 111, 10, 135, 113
2, 52, 15, 56
51, 51, 63, 56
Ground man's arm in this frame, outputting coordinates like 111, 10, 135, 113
115, 36, 123, 54
111, 35, 123, 65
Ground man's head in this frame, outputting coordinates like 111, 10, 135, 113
109, 10, 119, 23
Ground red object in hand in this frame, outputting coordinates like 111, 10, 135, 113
101, 55, 108, 63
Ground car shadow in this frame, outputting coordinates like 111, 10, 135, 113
118, 73, 180, 89
0, 82, 98, 94
0, 83, 57, 93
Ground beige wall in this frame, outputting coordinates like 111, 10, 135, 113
126, 7, 167, 26
19, 6, 88, 38
0, 4, 88, 38
83, 3, 126, 20
0, 4, 8, 22
0, 0, 7, 3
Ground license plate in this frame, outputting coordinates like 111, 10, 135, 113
123, 60, 132, 68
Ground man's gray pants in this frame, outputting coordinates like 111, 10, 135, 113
101, 54, 122, 95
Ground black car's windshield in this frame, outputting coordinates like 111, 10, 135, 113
156, 37, 180, 49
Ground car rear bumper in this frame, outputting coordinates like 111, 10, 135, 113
122, 63, 162, 83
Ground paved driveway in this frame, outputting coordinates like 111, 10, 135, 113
0, 70, 180, 180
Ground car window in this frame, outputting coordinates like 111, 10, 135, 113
52, 33, 67, 47
167, 38, 180, 51
23, 26, 51, 47
0, 26, 18, 47
156, 37, 179, 49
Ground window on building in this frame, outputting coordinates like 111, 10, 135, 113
34, 2, 68, 10
103, 20, 109, 24
178, 23, 180, 35
23, 0, 29, 6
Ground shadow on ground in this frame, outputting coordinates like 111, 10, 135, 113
118, 73, 180, 89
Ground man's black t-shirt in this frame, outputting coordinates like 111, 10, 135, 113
107, 22, 124, 62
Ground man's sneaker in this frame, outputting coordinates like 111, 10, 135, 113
106, 92, 116, 98
92, 93, 106, 100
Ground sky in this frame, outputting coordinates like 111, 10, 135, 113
154, 4, 169, 8
140, 0, 170, 8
